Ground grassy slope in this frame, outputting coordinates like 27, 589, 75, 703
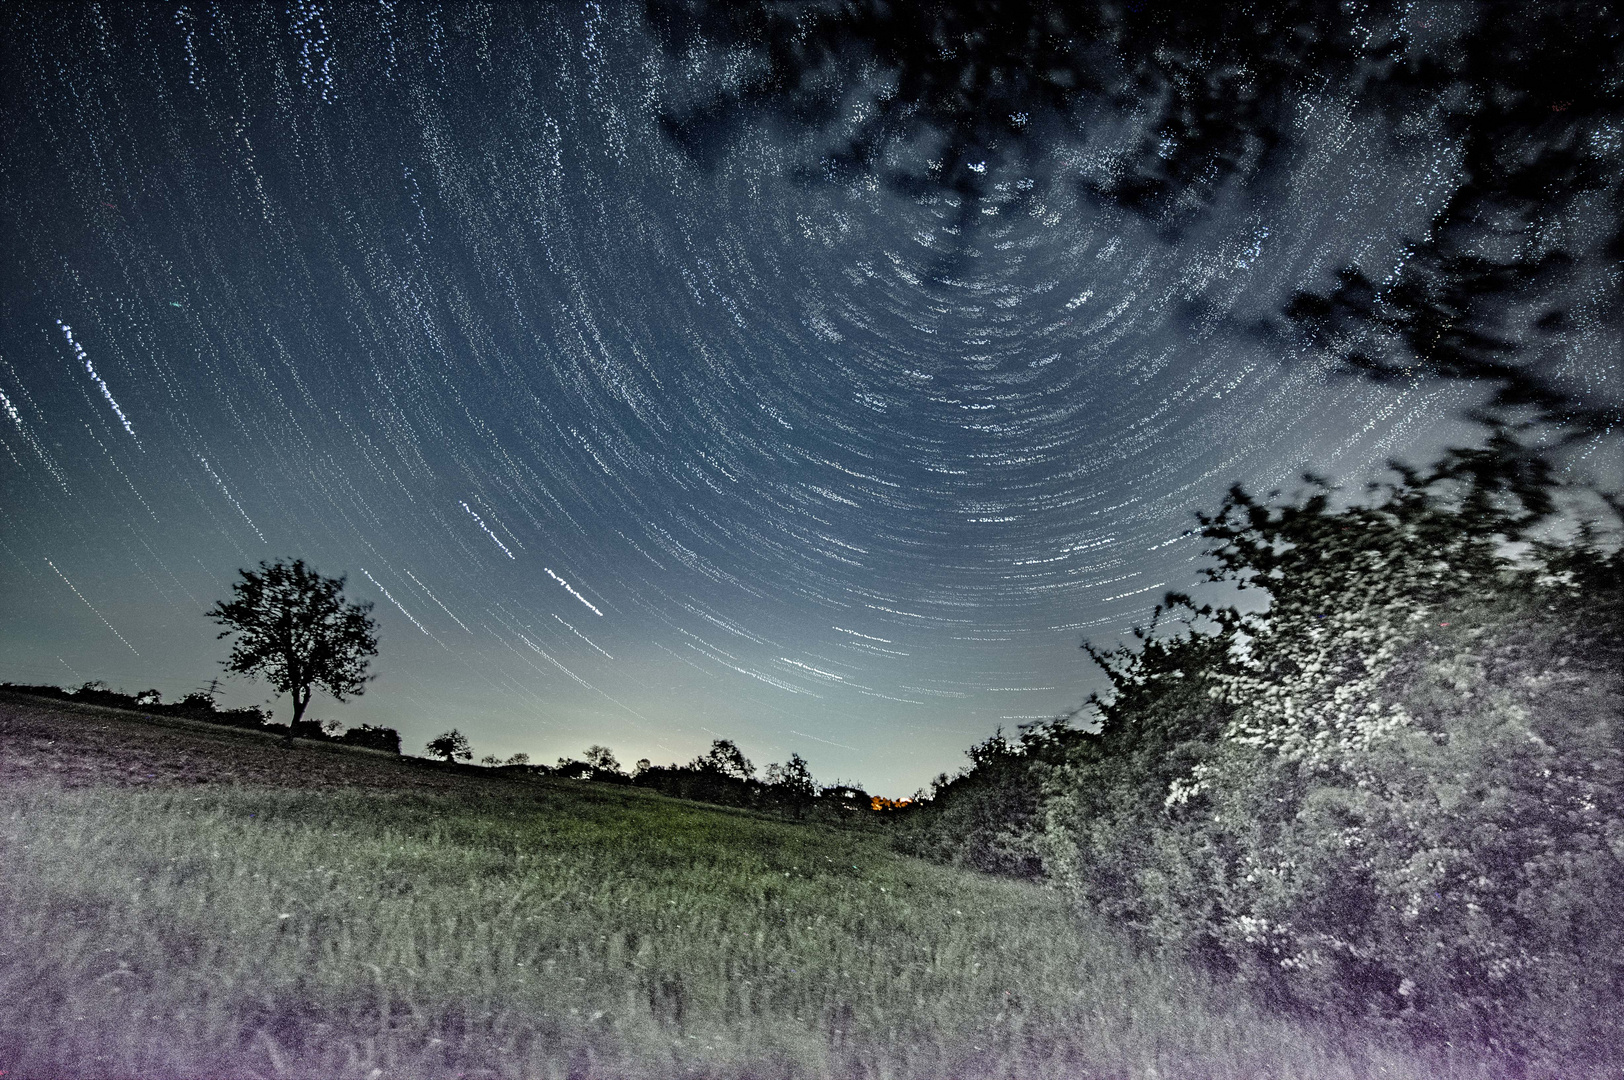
0, 698, 1515, 1079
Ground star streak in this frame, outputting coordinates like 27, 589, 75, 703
45, 557, 139, 655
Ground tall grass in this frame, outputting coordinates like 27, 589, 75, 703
1, 779, 1514, 1079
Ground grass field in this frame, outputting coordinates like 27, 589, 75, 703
0, 696, 1531, 1079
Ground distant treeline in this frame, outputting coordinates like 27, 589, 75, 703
890, 450, 1624, 1067
0, 680, 896, 823
464, 737, 900, 825
1, 681, 402, 754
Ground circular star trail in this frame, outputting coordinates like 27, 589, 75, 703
0, 2, 1500, 792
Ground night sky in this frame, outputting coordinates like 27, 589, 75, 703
2, 2, 1521, 795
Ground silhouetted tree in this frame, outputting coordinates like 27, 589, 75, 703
629, 740, 764, 807
173, 688, 221, 717
427, 729, 472, 764
820, 780, 871, 812
205, 558, 378, 739
693, 738, 755, 780
339, 724, 402, 754
555, 744, 631, 782
764, 751, 817, 800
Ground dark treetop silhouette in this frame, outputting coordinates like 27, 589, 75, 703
206, 558, 380, 736
648, 0, 1624, 449
427, 729, 474, 764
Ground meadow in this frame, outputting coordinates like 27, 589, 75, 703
0, 695, 1531, 1079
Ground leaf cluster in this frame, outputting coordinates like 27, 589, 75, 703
649, 0, 1624, 441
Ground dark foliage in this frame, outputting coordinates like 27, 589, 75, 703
890, 717, 1087, 878
693, 738, 756, 781
1, 681, 270, 730
289, 718, 342, 741
634, 761, 759, 807
1280, 3, 1624, 437
598, 739, 858, 821
554, 744, 633, 784
817, 780, 871, 812
425, 729, 473, 764
1, 681, 403, 753
206, 558, 379, 735
647, 0, 1624, 443
628, 739, 768, 808
337, 723, 403, 754
648, 0, 1364, 212
763, 751, 819, 815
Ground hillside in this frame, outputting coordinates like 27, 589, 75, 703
1, 692, 1522, 1079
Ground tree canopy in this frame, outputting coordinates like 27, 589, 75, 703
205, 558, 378, 733
427, 729, 473, 764
764, 751, 817, 801
692, 737, 755, 781
648, 0, 1624, 450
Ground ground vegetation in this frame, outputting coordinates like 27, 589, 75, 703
0, 697, 1538, 1079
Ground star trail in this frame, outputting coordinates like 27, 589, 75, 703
0, 1, 1567, 794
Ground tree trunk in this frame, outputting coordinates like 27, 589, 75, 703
286, 686, 308, 743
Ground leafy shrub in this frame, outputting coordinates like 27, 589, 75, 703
892, 719, 1088, 878
1041, 464, 1624, 1065
208, 705, 273, 729
818, 781, 871, 811
289, 718, 343, 741
1, 681, 270, 731
172, 690, 225, 717
1038, 622, 1233, 921
426, 729, 472, 764
339, 724, 402, 754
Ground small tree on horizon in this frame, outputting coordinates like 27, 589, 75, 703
693, 738, 754, 781
584, 744, 622, 775
427, 729, 472, 764
764, 752, 816, 802
206, 558, 378, 739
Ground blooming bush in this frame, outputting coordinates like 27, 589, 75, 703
1041, 466, 1624, 1066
